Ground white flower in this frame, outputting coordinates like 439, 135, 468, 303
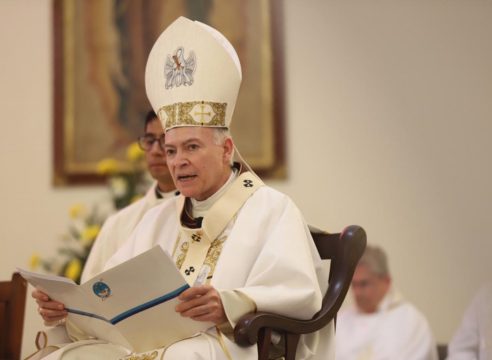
110, 176, 128, 197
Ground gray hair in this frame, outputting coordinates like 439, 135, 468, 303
212, 128, 235, 165
358, 245, 390, 277
212, 128, 231, 145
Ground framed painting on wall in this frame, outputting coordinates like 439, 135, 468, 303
53, 0, 286, 185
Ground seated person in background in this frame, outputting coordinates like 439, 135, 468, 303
30, 17, 333, 359
33, 110, 175, 326
336, 245, 438, 360
447, 282, 492, 360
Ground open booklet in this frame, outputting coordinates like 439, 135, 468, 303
18, 246, 212, 353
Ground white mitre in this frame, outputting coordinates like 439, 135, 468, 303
145, 16, 242, 132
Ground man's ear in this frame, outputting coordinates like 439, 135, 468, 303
223, 137, 234, 163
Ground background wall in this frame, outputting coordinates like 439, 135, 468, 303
1, 0, 491, 357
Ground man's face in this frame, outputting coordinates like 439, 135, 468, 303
144, 119, 172, 187
164, 127, 233, 201
351, 263, 391, 313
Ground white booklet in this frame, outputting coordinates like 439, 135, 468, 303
18, 246, 212, 353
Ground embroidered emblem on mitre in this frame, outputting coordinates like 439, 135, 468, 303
164, 47, 196, 89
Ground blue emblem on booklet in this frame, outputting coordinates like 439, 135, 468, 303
93, 280, 111, 300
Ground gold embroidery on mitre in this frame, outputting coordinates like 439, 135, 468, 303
159, 105, 174, 127
160, 101, 226, 129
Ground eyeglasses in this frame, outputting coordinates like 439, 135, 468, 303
137, 134, 165, 151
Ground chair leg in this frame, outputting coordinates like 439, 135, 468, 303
285, 333, 300, 360
257, 328, 272, 360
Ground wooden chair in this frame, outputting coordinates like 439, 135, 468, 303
234, 225, 367, 360
0, 272, 28, 360
437, 343, 448, 360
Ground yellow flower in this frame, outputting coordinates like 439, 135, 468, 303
65, 259, 82, 281
96, 158, 119, 175
69, 204, 86, 219
29, 254, 41, 270
81, 224, 101, 246
110, 176, 128, 197
127, 142, 144, 162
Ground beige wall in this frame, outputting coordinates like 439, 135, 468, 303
1, 0, 491, 357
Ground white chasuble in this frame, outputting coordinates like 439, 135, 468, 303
44, 171, 334, 360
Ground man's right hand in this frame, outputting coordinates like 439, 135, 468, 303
32, 288, 67, 326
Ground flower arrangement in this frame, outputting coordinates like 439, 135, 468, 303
30, 142, 148, 284
97, 142, 148, 210
29, 204, 104, 284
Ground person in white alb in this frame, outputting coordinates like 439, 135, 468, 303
446, 282, 492, 360
336, 245, 438, 360
80, 110, 176, 283
29, 16, 333, 360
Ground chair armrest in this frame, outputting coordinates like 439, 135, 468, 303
234, 225, 367, 347
234, 310, 333, 347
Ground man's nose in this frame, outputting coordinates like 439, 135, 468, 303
351, 284, 362, 294
172, 150, 189, 166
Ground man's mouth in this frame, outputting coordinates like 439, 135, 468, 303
177, 174, 197, 182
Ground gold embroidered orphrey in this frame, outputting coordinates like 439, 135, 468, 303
122, 350, 158, 360
165, 46, 196, 89
175, 240, 189, 270
174, 171, 264, 286
175, 233, 229, 284
158, 101, 227, 129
